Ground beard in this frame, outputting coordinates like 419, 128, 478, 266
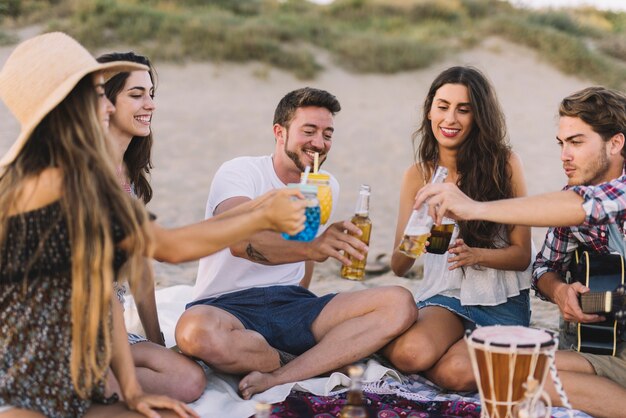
284, 132, 325, 172
568, 151, 611, 186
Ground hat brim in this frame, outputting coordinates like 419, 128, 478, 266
0, 60, 148, 170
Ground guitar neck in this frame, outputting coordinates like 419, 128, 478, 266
580, 291, 612, 314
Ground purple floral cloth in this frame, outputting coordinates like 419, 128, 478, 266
257, 390, 481, 417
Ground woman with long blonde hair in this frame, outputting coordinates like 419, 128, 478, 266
0, 32, 305, 418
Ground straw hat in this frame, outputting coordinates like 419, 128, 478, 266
0, 32, 148, 169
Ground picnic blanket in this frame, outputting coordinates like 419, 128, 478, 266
124, 285, 591, 418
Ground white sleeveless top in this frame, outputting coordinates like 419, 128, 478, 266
415, 230, 533, 306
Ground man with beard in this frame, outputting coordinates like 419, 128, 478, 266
414, 86, 626, 418
530, 87, 626, 418
175, 87, 417, 399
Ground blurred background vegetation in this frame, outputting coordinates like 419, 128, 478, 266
1, 0, 625, 87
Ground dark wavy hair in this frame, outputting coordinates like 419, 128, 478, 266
96, 52, 156, 204
414, 66, 513, 248
559, 86, 626, 158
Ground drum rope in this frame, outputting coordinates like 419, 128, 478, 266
546, 336, 574, 418
507, 350, 517, 416
486, 341, 497, 417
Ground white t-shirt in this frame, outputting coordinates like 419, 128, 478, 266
193, 155, 340, 300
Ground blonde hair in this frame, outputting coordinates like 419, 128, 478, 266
0, 75, 151, 398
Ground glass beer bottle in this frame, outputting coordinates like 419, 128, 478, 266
254, 402, 271, 418
339, 365, 368, 418
426, 217, 456, 254
398, 166, 448, 259
340, 185, 372, 281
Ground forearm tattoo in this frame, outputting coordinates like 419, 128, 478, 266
246, 243, 269, 263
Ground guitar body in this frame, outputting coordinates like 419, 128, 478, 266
573, 251, 624, 355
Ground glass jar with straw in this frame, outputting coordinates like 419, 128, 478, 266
282, 166, 320, 242
301, 152, 332, 225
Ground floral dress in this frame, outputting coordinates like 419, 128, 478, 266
0, 201, 127, 417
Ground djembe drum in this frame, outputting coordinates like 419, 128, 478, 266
466, 326, 556, 418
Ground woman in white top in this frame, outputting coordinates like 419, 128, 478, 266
384, 66, 532, 392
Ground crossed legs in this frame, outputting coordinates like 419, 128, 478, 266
382, 306, 476, 391
175, 286, 417, 398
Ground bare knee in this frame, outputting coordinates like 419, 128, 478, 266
175, 308, 231, 365
177, 361, 207, 403
428, 354, 476, 391
376, 286, 417, 335
387, 333, 439, 373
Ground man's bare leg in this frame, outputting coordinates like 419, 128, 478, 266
175, 305, 281, 373
238, 286, 417, 399
545, 369, 626, 418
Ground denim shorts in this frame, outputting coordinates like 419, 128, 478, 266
416, 289, 530, 330
186, 285, 336, 355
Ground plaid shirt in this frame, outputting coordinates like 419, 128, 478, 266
532, 171, 626, 301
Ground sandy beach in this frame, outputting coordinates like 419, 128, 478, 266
0, 35, 592, 331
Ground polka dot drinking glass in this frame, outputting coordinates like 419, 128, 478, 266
281, 183, 320, 242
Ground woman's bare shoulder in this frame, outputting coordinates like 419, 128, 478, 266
403, 162, 426, 184
9, 167, 63, 215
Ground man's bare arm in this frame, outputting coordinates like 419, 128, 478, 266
415, 184, 586, 228
218, 196, 368, 266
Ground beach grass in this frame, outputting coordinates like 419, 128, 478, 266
1, 0, 626, 87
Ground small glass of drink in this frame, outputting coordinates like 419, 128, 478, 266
426, 217, 457, 254
281, 183, 320, 242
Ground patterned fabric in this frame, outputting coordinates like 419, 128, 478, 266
532, 170, 626, 301
572, 175, 626, 227
531, 188, 614, 301
0, 201, 127, 417
263, 371, 590, 418
113, 281, 147, 345
265, 390, 482, 418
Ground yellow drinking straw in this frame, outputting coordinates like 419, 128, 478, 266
303, 151, 332, 224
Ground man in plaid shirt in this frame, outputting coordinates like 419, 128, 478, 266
414, 87, 626, 418
532, 88, 626, 324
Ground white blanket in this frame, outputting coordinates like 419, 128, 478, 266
124, 285, 588, 418
124, 285, 406, 417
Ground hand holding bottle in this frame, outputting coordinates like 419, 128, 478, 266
341, 184, 372, 281
414, 181, 481, 226
398, 166, 448, 259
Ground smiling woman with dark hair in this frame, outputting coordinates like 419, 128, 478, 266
96, 51, 208, 404
384, 66, 532, 392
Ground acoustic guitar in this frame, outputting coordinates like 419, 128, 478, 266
571, 251, 626, 355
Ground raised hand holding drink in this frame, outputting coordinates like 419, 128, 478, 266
281, 183, 320, 242
398, 166, 448, 259
340, 184, 372, 281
